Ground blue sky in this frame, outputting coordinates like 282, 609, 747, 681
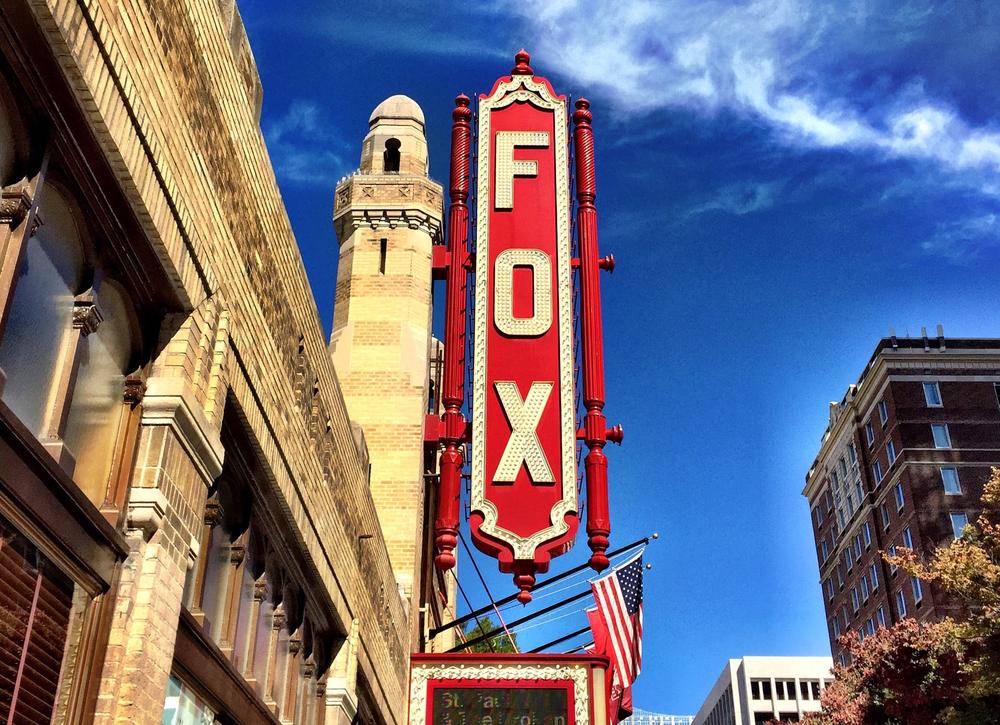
240, 0, 1000, 715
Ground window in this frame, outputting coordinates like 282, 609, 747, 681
836, 564, 844, 588
932, 424, 951, 449
855, 535, 863, 559
870, 563, 879, 591
163, 675, 217, 724
844, 546, 853, 571
912, 577, 923, 603
839, 457, 848, 478
865, 422, 875, 445
832, 617, 841, 638
751, 679, 771, 700
896, 589, 907, 617
895, 482, 905, 511
878, 400, 889, 425
902, 526, 913, 549
821, 540, 829, 562
811, 681, 821, 700
0, 187, 140, 509
861, 575, 870, 601
851, 587, 860, 612
889, 545, 898, 574
848, 443, 857, 464
378, 238, 388, 275
854, 481, 864, 507
382, 137, 401, 172
886, 440, 897, 465
923, 381, 942, 407
863, 521, 872, 547
877, 606, 886, 628
838, 653, 847, 667
814, 505, 824, 527
941, 467, 961, 495
841, 605, 849, 629
873, 461, 883, 484
826, 578, 834, 601
995, 383, 1000, 409
866, 617, 876, 636
951, 512, 970, 540
881, 503, 890, 530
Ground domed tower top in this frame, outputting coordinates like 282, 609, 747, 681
360, 94, 428, 175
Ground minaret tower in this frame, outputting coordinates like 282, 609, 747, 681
330, 96, 443, 624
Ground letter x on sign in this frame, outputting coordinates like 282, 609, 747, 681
493, 381, 555, 484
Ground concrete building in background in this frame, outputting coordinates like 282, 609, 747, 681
692, 657, 833, 725
803, 332, 1000, 663
622, 709, 694, 725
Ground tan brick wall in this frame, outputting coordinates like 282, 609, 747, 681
23, 0, 419, 722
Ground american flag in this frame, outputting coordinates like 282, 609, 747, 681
590, 553, 644, 719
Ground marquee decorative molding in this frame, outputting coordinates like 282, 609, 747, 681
409, 662, 590, 725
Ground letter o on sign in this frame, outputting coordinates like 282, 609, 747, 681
494, 248, 551, 336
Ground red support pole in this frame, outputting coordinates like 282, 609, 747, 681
434, 94, 472, 570
573, 98, 617, 572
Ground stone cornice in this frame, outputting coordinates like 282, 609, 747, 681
333, 175, 443, 245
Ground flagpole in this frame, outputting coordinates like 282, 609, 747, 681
429, 532, 657, 638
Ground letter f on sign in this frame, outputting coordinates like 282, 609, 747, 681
493, 381, 555, 483
495, 131, 549, 209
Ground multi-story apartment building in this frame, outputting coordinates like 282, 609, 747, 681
692, 656, 833, 725
803, 332, 1000, 663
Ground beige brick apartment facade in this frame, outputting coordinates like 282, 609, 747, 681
0, 0, 451, 722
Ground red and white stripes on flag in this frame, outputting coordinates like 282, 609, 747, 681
590, 553, 644, 688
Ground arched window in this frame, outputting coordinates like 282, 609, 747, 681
63, 276, 138, 503
0, 181, 140, 507
383, 138, 401, 173
0, 186, 87, 436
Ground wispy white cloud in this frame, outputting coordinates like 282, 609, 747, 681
921, 213, 1000, 263
686, 180, 785, 217
264, 100, 350, 186
511, 0, 1000, 186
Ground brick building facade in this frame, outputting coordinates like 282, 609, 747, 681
803, 333, 1000, 664
0, 0, 451, 723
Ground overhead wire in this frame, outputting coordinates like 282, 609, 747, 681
459, 532, 518, 652
449, 568, 496, 653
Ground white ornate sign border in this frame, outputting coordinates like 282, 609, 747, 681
471, 73, 576, 560
409, 662, 590, 725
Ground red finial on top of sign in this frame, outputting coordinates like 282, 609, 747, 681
511, 49, 533, 75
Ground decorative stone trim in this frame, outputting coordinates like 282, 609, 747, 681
126, 487, 169, 540
325, 682, 358, 721
72, 299, 103, 337
123, 377, 146, 405
0, 184, 32, 227
140, 376, 224, 484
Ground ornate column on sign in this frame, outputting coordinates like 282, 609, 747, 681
434, 94, 472, 570
573, 99, 621, 571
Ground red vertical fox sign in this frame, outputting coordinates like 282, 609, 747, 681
433, 50, 617, 603
469, 52, 577, 601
